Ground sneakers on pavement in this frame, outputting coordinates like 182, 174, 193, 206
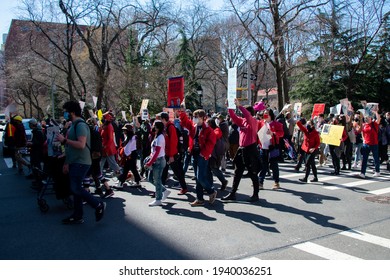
178, 188, 188, 195
247, 195, 259, 202
373, 172, 380, 177
62, 216, 84, 225
95, 202, 105, 222
358, 173, 365, 179
209, 191, 217, 204
310, 177, 319, 182
190, 200, 205, 207
102, 189, 114, 199
162, 190, 171, 201
221, 192, 236, 201
149, 200, 162, 207
298, 178, 307, 183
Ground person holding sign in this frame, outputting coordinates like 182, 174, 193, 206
296, 120, 321, 183
358, 111, 381, 178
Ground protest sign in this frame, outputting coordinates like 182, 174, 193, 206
92, 96, 98, 108
364, 103, 379, 117
293, 102, 302, 116
167, 76, 184, 108
121, 111, 127, 121
320, 124, 344, 146
311, 103, 325, 119
227, 67, 237, 110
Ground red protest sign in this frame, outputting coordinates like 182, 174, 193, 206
311, 103, 325, 119
167, 76, 184, 108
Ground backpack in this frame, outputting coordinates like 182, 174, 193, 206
73, 119, 101, 159
167, 122, 188, 154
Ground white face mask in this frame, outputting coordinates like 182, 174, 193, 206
215, 119, 220, 126
193, 117, 199, 125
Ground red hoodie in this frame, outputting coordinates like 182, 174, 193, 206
165, 121, 178, 157
297, 121, 321, 153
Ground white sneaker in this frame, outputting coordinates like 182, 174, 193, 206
148, 200, 162, 206
358, 173, 365, 179
373, 172, 380, 177
352, 163, 357, 169
162, 190, 171, 201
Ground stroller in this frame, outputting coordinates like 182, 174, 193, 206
34, 156, 73, 213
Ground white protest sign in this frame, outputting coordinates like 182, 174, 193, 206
227, 67, 237, 110
92, 96, 98, 108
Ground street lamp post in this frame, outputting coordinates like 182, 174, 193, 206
197, 85, 203, 109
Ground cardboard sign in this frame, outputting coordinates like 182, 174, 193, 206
140, 99, 149, 112
311, 103, 325, 119
320, 124, 344, 146
227, 67, 237, 110
167, 76, 184, 108
364, 103, 379, 117
141, 109, 149, 120
121, 111, 127, 121
294, 102, 302, 116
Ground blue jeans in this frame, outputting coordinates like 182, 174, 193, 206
69, 163, 100, 219
360, 144, 380, 174
193, 154, 215, 201
353, 143, 363, 163
183, 151, 192, 173
258, 149, 280, 184
148, 157, 166, 200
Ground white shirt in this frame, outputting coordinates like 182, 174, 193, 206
124, 135, 137, 156
151, 134, 165, 158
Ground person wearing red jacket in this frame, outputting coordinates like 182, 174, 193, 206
328, 116, 348, 175
179, 109, 217, 207
296, 120, 321, 183
158, 112, 188, 195
358, 111, 381, 178
222, 99, 262, 202
257, 108, 284, 190
100, 112, 121, 176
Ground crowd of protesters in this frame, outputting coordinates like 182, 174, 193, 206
2, 98, 390, 224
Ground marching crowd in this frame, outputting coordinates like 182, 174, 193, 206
2, 98, 390, 224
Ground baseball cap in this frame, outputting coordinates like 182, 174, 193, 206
13, 115, 23, 122
29, 118, 38, 126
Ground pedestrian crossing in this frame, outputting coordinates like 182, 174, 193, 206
278, 162, 390, 194
246, 229, 390, 260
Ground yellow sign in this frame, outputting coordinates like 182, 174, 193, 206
320, 124, 344, 146
97, 109, 103, 121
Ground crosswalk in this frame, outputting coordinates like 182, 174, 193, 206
246, 229, 390, 260
278, 162, 390, 195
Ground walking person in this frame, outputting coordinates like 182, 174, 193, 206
56, 100, 105, 224
158, 112, 188, 195
296, 120, 321, 183
179, 109, 217, 207
257, 108, 284, 191
117, 123, 142, 188
222, 99, 262, 202
144, 121, 170, 206
358, 111, 381, 178
100, 112, 121, 175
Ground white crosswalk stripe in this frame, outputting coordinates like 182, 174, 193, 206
291, 230, 390, 260
293, 242, 362, 260
340, 230, 390, 249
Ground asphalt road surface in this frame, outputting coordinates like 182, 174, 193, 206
1, 138, 389, 260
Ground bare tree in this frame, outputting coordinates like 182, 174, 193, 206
228, 0, 329, 110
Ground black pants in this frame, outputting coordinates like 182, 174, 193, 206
303, 152, 318, 180
118, 150, 141, 184
329, 145, 340, 174
231, 143, 261, 195
162, 154, 187, 190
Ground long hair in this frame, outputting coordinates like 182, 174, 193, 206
154, 120, 164, 137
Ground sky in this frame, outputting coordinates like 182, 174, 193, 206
0, 0, 225, 46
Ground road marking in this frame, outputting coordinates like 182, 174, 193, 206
340, 230, 390, 249
293, 242, 362, 260
4, 158, 13, 168
323, 186, 341, 190
281, 173, 302, 179
342, 180, 378, 187
367, 187, 390, 195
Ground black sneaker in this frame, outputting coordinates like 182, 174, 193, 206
102, 189, 114, 198
221, 192, 236, 201
310, 178, 319, 182
247, 195, 259, 202
95, 202, 105, 222
298, 178, 307, 183
62, 216, 84, 225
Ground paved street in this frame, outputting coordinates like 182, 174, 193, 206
1, 136, 389, 260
